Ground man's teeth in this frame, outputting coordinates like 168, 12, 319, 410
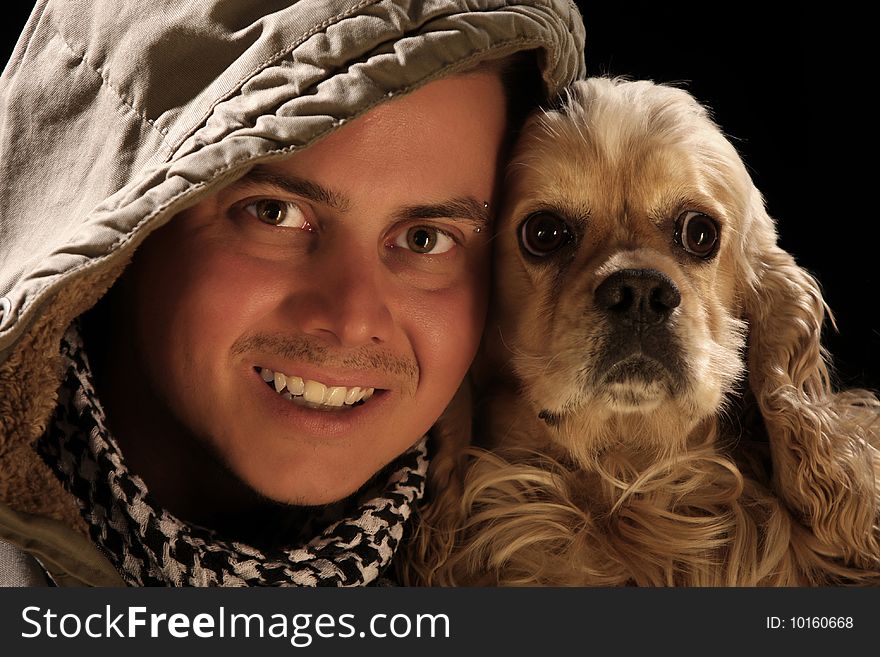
258, 367, 375, 407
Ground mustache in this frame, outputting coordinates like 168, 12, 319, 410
230, 333, 419, 384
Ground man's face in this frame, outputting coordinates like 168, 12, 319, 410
117, 74, 506, 505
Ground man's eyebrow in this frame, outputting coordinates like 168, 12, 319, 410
234, 165, 351, 212
396, 198, 490, 230
236, 165, 488, 228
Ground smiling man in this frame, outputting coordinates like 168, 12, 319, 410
0, 1, 584, 586
93, 75, 504, 520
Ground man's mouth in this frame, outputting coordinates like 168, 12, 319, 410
256, 366, 376, 410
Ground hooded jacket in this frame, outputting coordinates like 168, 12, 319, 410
0, 0, 585, 585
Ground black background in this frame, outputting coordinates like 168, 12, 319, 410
2, 3, 876, 390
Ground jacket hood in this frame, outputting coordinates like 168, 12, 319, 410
0, 0, 584, 549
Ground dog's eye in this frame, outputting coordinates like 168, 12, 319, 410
519, 212, 573, 257
676, 211, 719, 258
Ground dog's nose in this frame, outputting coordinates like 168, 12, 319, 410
594, 268, 681, 325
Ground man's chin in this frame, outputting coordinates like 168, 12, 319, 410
234, 460, 380, 508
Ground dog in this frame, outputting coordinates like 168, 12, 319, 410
403, 77, 880, 586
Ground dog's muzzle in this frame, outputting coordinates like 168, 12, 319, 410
593, 268, 684, 389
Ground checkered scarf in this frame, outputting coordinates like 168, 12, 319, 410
37, 324, 428, 586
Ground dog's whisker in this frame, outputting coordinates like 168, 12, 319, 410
496, 327, 528, 360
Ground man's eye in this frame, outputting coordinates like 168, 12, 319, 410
394, 226, 456, 254
244, 199, 311, 230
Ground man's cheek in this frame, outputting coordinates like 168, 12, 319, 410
178, 255, 275, 331
416, 291, 484, 377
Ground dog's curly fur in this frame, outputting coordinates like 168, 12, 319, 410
402, 77, 880, 586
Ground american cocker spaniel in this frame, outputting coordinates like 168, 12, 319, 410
404, 77, 880, 586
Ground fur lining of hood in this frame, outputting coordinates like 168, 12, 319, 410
0, 260, 127, 531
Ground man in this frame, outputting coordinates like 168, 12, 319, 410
0, 1, 585, 585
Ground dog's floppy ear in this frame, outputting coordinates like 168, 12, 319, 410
744, 231, 830, 421
742, 196, 880, 567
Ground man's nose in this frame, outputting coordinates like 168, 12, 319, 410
289, 248, 395, 348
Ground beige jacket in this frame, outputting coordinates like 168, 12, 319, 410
0, 0, 585, 585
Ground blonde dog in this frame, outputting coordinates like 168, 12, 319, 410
404, 77, 880, 586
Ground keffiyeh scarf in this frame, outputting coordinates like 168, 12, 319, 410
37, 325, 428, 586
